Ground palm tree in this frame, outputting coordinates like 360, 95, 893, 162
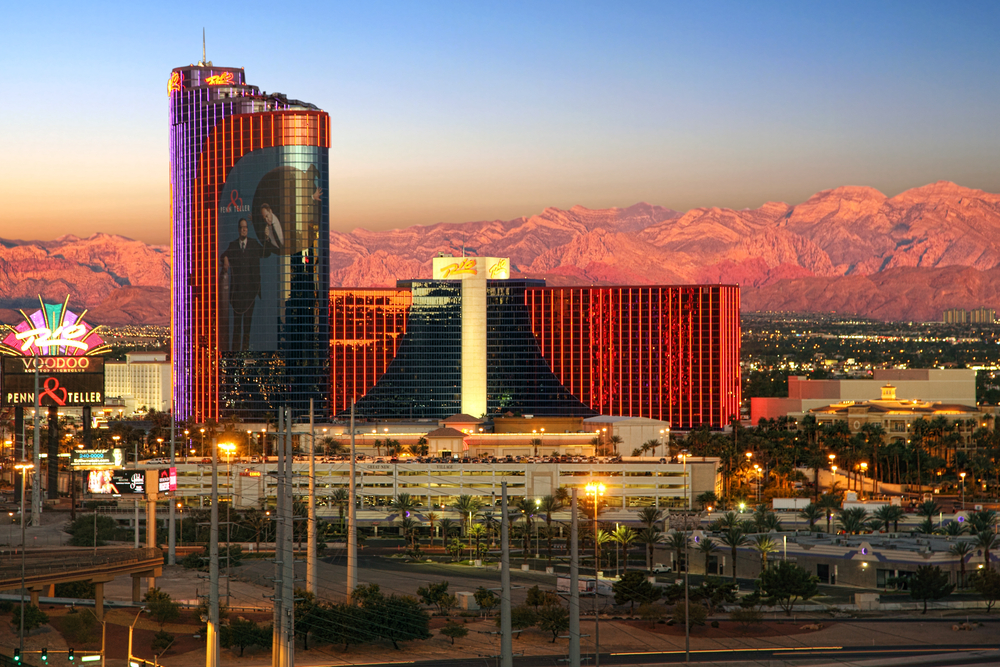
515, 498, 535, 558
330, 488, 349, 532
750, 534, 778, 571
873, 504, 906, 533
320, 436, 347, 456
817, 494, 841, 534
799, 503, 824, 532
468, 523, 488, 560
666, 531, 690, 573
636, 527, 662, 571
537, 495, 563, 564
837, 507, 871, 535
453, 495, 482, 541
611, 525, 638, 573
949, 541, 975, 588
718, 527, 749, 581
976, 530, 998, 571
917, 500, 941, 521
439, 518, 457, 545
529, 438, 542, 457
426, 511, 439, 547
695, 491, 718, 511
398, 516, 420, 550
941, 520, 967, 537
969, 510, 998, 535
607, 435, 624, 456
638, 506, 663, 531
641, 438, 661, 456
697, 537, 718, 575
711, 511, 741, 531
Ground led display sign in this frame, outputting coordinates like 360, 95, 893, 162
71, 448, 123, 469
158, 467, 177, 493
86, 470, 145, 495
2, 371, 104, 407
431, 256, 510, 281
0, 296, 107, 357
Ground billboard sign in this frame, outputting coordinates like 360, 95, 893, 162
0, 296, 107, 357
2, 356, 105, 408
217, 146, 324, 353
431, 256, 510, 281
71, 448, 124, 469
158, 467, 177, 493
86, 470, 146, 495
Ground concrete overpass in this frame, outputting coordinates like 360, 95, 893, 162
0, 547, 162, 619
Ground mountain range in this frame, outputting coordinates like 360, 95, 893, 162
3, 181, 1000, 325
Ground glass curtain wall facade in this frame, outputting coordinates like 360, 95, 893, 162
330, 289, 412, 415
170, 64, 330, 421
525, 285, 741, 428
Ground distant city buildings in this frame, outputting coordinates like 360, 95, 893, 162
943, 307, 995, 324
104, 352, 171, 414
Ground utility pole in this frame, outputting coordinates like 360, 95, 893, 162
169, 404, 176, 565
569, 489, 580, 667
500, 482, 512, 667
32, 365, 41, 527
347, 402, 357, 600
271, 409, 283, 667
307, 399, 316, 595
281, 407, 295, 667
206, 436, 219, 667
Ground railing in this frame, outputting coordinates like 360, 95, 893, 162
0, 547, 162, 582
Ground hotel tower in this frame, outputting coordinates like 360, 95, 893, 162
169, 58, 330, 422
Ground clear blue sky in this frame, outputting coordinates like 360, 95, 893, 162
2, 1, 998, 244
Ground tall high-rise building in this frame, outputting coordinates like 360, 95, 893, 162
169, 60, 330, 422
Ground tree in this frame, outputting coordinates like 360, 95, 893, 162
613, 571, 661, 611
718, 527, 749, 580
798, 503, 823, 532
10, 604, 48, 633
691, 577, 738, 614
526, 585, 559, 610
500, 605, 537, 639
695, 491, 718, 511
611, 525, 638, 572
637, 527, 663, 571
969, 509, 998, 535
330, 488, 349, 532
536, 604, 569, 643
537, 495, 562, 564
417, 581, 452, 613
474, 587, 499, 616
816, 493, 841, 533
60, 610, 97, 644
837, 507, 872, 535
757, 561, 819, 615
697, 538, 718, 575
453, 495, 482, 542
873, 504, 906, 533
750, 534, 778, 571
143, 588, 180, 627
949, 541, 975, 588
977, 531, 998, 570
294, 588, 319, 649
356, 588, 432, 649
666, 531, 690, 572
66, 514, 119, 547
909, 565, 955, 614
151, 630, 175, 656
223, 618, 261, 656
970, 567, 1000, 612
439, 620, 468, 645
671, 601, 707, 627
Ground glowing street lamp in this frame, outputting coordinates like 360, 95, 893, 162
960, 472, 967, 510
584, 481, 605, 667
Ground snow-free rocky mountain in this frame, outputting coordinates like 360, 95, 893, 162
4, 181, 1000, 325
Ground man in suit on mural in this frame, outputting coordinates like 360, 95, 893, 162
221, 217, 268, 351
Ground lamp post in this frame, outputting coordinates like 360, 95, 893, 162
200, 428, 206, 458
14, 462, 34, 659
219, 442, 236, 607
127, 607, 145, 667
828, 453, 836, 493
753, 464, 761, 503
156, 437, 164, 458
960, 472, 967, 510
585, 482, 605, 667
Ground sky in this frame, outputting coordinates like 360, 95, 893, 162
2, 1, 999, 245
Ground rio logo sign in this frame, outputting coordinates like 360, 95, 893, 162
0, 296, 107, 357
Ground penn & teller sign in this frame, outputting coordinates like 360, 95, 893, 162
2, 357, 105, 407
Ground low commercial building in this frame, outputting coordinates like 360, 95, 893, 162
171, 458, 720, 519
751, 368, 976, 424
104, 352, 171, 414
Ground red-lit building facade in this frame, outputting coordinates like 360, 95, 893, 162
330, 267, 740, 429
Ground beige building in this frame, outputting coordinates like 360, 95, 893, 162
751, 368, 976, 424
104, 352, 171, 414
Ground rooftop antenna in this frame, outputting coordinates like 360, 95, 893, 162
199, 28, 211, 67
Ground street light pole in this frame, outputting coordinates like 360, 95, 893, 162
15, 462, 34, 658
960, 472, 966, 510
585, 482, 605, 667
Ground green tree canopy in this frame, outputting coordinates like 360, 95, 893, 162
757, 561, 819, 615
909, 565, 955, 614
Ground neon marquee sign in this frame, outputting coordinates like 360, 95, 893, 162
205, 72, 235, 86
440, 258, 478, 279
1, 296, 107, 357
167, 72, 182, 96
